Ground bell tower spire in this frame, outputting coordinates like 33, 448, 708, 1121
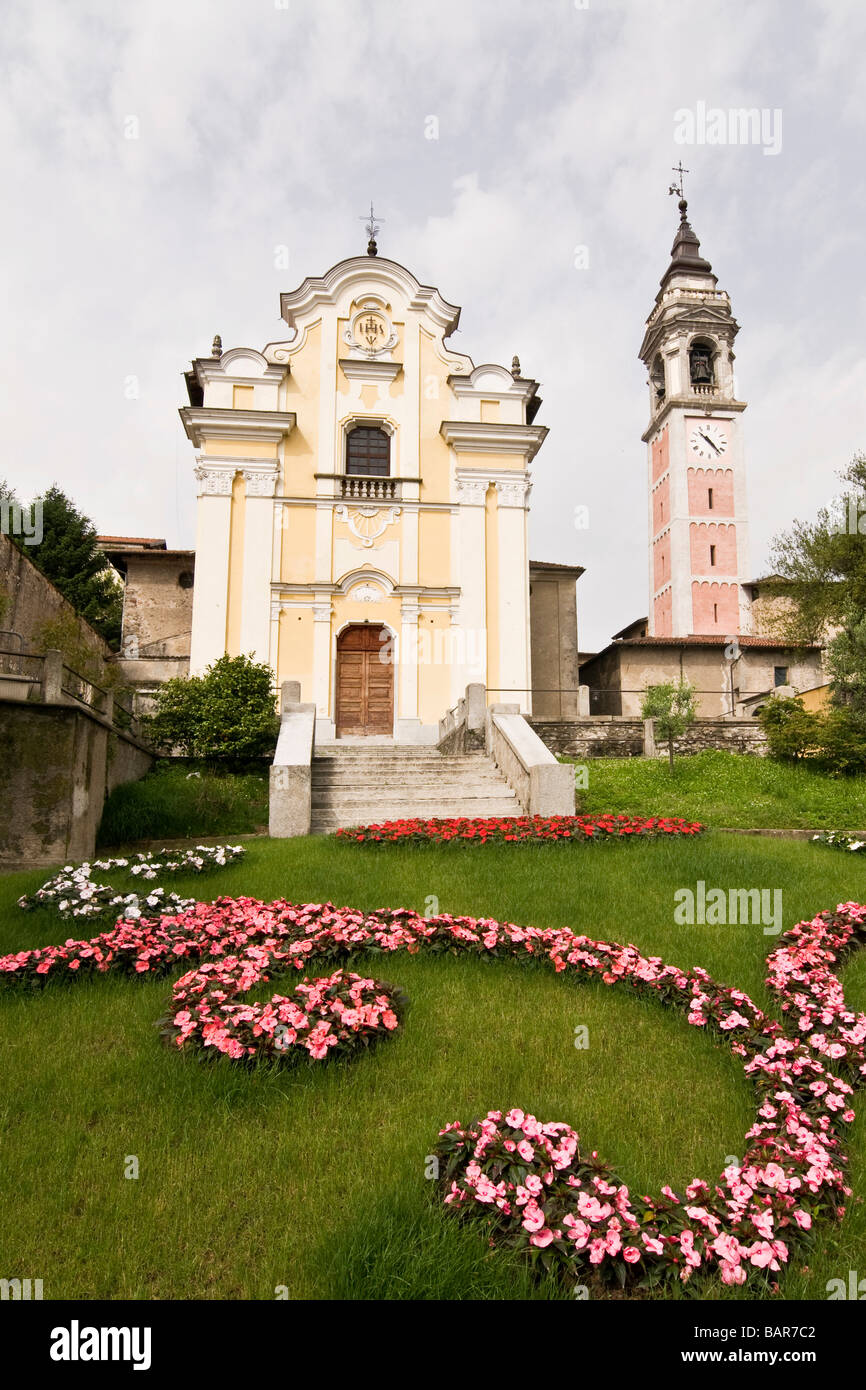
638, 184, 752, 638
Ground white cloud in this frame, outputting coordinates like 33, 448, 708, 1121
0, 0, 863, 649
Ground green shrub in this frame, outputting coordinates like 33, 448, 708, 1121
144, 655, 279, 763
758, 695, 866, 775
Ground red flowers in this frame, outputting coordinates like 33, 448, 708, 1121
1, 894, 863, 1293
334, 814, 705, 844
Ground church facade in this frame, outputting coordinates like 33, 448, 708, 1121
179, 239, 565, 741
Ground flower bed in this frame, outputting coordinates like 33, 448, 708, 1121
334, 814, 705, 844
16, 844, 245, 922
813, 830, 866, 855
1, 893, 863, 1294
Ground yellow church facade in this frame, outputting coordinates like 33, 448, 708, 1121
180, 249, 549, 741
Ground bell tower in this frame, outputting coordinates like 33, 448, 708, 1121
639, 179, 752, 637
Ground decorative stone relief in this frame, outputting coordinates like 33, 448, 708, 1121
194, 465, 235, 497
347, 583, 385, 603
343, 305, 398, 358
495, 478, 531, 508
335, 504, 402, 549
454, 477, 487, 506
242, 466, 279, 497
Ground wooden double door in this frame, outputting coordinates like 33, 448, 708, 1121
335, 624, 394, 737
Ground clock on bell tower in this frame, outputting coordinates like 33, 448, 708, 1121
638, 184, 752, 638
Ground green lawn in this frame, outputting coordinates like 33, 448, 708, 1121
2, 832, 866, 1300
97, 761, 270, 846
571, 749, 866, 830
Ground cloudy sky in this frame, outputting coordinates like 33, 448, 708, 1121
1, 0, 864, 650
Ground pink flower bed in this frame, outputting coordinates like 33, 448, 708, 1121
2, 895, 864, 1292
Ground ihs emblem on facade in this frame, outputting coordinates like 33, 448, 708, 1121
344, 300, 398, 358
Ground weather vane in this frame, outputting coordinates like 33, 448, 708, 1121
359, 201, 384, 257
668, 162, 689, 201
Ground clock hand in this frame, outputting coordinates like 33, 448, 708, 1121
699, 431, 721, 455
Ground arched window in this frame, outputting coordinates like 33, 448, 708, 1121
689, 338, 716, 388
651, 354, 665, 403
346, 426, 390, 477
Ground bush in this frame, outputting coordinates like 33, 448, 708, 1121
757, 695, 822, 762
758, 695, 866, 775
145, 655, 280, 763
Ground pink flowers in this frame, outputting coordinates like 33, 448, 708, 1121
2, 892, 864, 1294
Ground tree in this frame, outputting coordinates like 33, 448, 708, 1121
641, 679, 697, 770
25, 486, 123, 648
764, 453, 866, 643
765, 452, 866, 726
146, 654, 280, 764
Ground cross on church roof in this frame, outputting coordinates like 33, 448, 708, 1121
359, 201, 384, 257
668, 162, 689, 201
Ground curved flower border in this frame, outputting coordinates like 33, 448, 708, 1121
1, 895, 863, 1292
16, 845, 246, 922
334, 813, 705, 844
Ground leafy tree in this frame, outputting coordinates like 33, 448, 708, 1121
641, 679, 697, 770
765, 452, 866, 729
764, 453, 866, 643
146, 655, 279, 764
22, 485, 122, 648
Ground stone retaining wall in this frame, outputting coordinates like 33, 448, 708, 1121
530, 718, 768, 759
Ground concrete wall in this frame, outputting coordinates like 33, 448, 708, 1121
0, 532, 110, 663
530, 717, 768, 759
579, 642, 825, 717
0, 701, 152, 867
529, 566, 580, 719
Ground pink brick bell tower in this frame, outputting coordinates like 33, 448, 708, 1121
639, 177, 752, 637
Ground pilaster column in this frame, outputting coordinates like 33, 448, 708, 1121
454, 474, 488, 691
239, 466, 279, 664
312, 601, 332, 722
495, 479, 531, 711
189, 461, 234, 674
398, 598, 420, 723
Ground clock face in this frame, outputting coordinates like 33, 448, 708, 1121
689, 422, 728, 460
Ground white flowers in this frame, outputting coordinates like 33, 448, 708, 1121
814, 831, 866, 854
17, 845, 246, 921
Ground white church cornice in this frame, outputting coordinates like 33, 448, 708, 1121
440, 420, 547, 461
179, 407, 296, 447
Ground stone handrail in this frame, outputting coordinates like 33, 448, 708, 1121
486, 703, 575, 817
269, 680, 316, 837
438, 682, 486, 753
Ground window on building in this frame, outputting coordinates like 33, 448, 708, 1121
709, 544, 716, 566
346, 426, 390, 476
707, 487, 714, 510
713, 602, 718, 622
774, 666, 788, 687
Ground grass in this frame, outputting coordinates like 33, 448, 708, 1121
570, 749, 866, 830
97, 761, 270, 846
2, 831, 866, 1300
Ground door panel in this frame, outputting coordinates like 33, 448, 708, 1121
336, 625, 393, 736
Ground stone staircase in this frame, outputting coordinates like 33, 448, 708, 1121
310, 744, 523, 834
